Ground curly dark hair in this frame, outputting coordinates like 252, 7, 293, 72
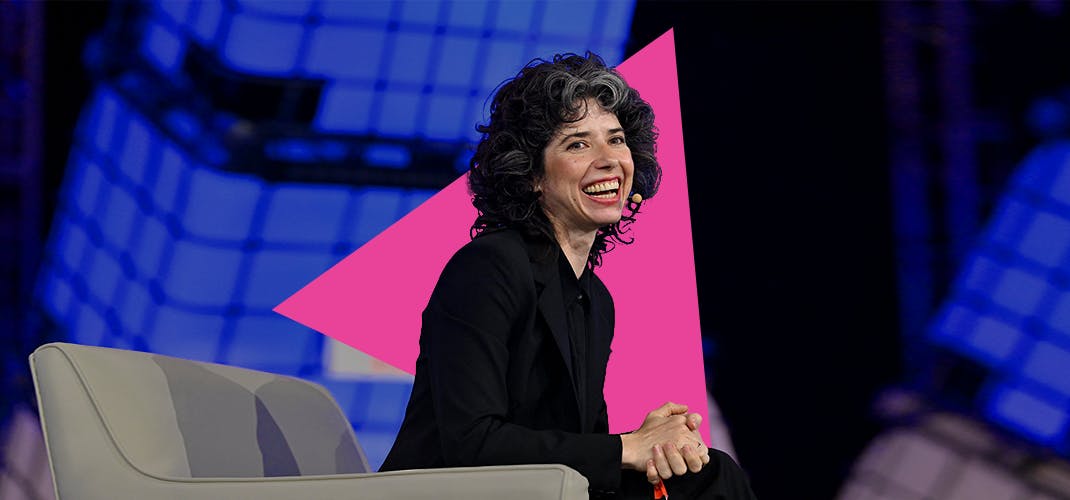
468, 52, 661, 268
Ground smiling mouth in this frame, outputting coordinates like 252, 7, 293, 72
582, 178, 620, 199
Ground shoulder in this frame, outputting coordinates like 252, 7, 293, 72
429, 228, 536, 317
434, 229, 534, 296
447, 229, 530, 272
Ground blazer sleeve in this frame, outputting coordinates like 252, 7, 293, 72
424, 237, 623, 492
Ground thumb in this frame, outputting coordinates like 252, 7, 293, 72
687, 413, 703, 431
646, 459, 659, 485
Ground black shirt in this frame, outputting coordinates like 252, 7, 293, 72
558, 250, 592, 425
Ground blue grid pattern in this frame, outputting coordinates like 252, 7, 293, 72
141, 0, 636, 141
930, 142, 1070, 453
37, 0, 636, 469
38, 86, 436, 373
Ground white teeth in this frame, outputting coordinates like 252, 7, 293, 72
582, 179, 620, 194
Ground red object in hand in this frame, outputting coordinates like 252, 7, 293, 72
653, 480, 668, 499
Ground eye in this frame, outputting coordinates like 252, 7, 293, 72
609, 135, 626, 145
566, 141, 587, 151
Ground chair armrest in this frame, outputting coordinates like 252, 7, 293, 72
137, 464, 589, 500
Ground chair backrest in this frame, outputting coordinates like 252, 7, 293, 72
31, 342, 369, 493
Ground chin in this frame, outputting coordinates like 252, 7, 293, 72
593, 217, 623, 228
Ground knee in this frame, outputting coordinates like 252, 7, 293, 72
708, 448, 755, 495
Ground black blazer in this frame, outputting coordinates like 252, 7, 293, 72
380, 229, 623, 492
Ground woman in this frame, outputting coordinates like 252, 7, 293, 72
380, 53, 755, 499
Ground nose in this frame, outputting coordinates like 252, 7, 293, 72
592, 142, 619, 170
593, 157, 617, 170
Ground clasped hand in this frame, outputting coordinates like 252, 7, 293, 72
621, 402, 711, 484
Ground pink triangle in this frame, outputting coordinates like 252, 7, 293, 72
275, 29, 710, 442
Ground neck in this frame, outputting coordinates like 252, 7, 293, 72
551, 222, 596, 279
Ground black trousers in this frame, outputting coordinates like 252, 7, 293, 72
596, 450, 757, 500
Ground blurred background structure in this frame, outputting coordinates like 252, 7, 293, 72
4, 1, 1070, 499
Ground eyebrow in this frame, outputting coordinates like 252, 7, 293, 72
555, 128, 626, 146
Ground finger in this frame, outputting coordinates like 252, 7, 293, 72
653, 444, 673, 480
695, 442, 710, 460
663, 443, 688, 476
699, 445, 711, 465
666, 402, 689, 416
686, 413, 703, 431
650, 401, 689, 418
646, 459, 660, 485
681, 444, 704, 473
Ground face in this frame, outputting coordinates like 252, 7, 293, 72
539, 98, 635, 237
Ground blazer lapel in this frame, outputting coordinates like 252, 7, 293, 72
527, 239, 584, 428
532, 254, 576, 383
